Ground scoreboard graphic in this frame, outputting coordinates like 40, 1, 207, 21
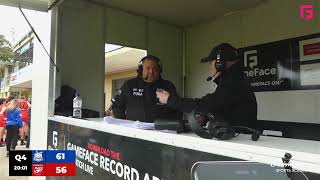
9, 150, 76, 176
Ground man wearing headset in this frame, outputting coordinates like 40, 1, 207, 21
112, 55, 181, 123
156, 43, 257, 128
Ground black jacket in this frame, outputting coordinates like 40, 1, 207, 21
167, 62, 257, 128
112, 77, 181, 122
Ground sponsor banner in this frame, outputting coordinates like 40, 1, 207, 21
240, 33, 320, 91
240, 40, 292, 91
47, 120, 237, 179
47, 120, 320, 180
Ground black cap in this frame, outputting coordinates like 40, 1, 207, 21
200, 43, 239, 63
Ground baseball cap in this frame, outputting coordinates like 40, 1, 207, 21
200, 43, 239, 63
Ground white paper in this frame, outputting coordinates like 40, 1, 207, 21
300, 63, 320, 86
103, 116, 155, 130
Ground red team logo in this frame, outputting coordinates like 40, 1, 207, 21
32, 164, 45, 176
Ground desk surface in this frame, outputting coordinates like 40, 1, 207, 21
48, 115, 320, 174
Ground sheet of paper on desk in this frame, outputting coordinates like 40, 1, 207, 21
103, 116, 155, 130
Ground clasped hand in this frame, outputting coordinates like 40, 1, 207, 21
156, 89, 170, 104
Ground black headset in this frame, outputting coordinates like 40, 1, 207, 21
215, 50, 225, 72
207, 121, 236, 140
215, 49, 239, 72
188, 111, 260, 141
137, 55, 162, 76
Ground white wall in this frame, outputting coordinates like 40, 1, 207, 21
105, 9, 183, 95
30, 10, 52, 150
56, 0, 105, 115
147, 20, 183, 95
185, 0, 320, 123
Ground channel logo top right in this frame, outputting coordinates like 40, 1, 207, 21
300, 4, 314, 20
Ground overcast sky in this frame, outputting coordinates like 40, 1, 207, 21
0, 4, 123, 52
0, 5, 49, 46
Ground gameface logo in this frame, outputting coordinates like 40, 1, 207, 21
243, 50, 277, 77
300, 4, 313, 20
244, 50, 258, 68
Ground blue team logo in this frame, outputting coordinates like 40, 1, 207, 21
33, 151, 44, 162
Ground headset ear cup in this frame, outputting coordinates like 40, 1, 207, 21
137, 60, 143, 76
251, 131, 260, 141
208, 121, 235, 140
158, 61, 162, 74
188, 112, 213, 139
219, 127, 235, 140
137, 65, 142, 76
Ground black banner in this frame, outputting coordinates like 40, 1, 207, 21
47, 120, 237, 180
47, 120, 320, 180
239, 33, 320, 92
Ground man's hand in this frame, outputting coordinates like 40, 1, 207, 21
156, 89, 170, 104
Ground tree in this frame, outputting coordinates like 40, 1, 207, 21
0, 35, 13, 62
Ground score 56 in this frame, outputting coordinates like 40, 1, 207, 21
46, 164, 76, 176
56, 166, 67, 174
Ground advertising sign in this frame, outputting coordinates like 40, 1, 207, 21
240, 33, 320, 91
47, 120, 320, 180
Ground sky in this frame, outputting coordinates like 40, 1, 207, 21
0, 5, 50, 46
0, 4, 117, 52
0, 4, 126, 53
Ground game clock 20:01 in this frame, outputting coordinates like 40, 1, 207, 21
13, 165, 28, 171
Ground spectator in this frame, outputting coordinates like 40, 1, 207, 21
0, 99, 23, 157
0, 98, 6, 147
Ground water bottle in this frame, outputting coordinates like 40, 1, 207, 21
73, 92, 82, 118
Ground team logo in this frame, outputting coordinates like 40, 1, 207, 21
34, 166, 43, 173
32, 164, 45, 176
33, 151, 44, 162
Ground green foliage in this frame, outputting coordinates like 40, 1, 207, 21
0, 35, 14, 62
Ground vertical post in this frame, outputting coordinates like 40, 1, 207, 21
29, 11, 52, 151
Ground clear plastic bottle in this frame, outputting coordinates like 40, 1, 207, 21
73, 92, 82, 118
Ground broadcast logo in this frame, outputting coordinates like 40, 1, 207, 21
300, 4, 313, 20
244, 50, 258, 69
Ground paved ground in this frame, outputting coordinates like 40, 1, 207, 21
0, 143, 28, 180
